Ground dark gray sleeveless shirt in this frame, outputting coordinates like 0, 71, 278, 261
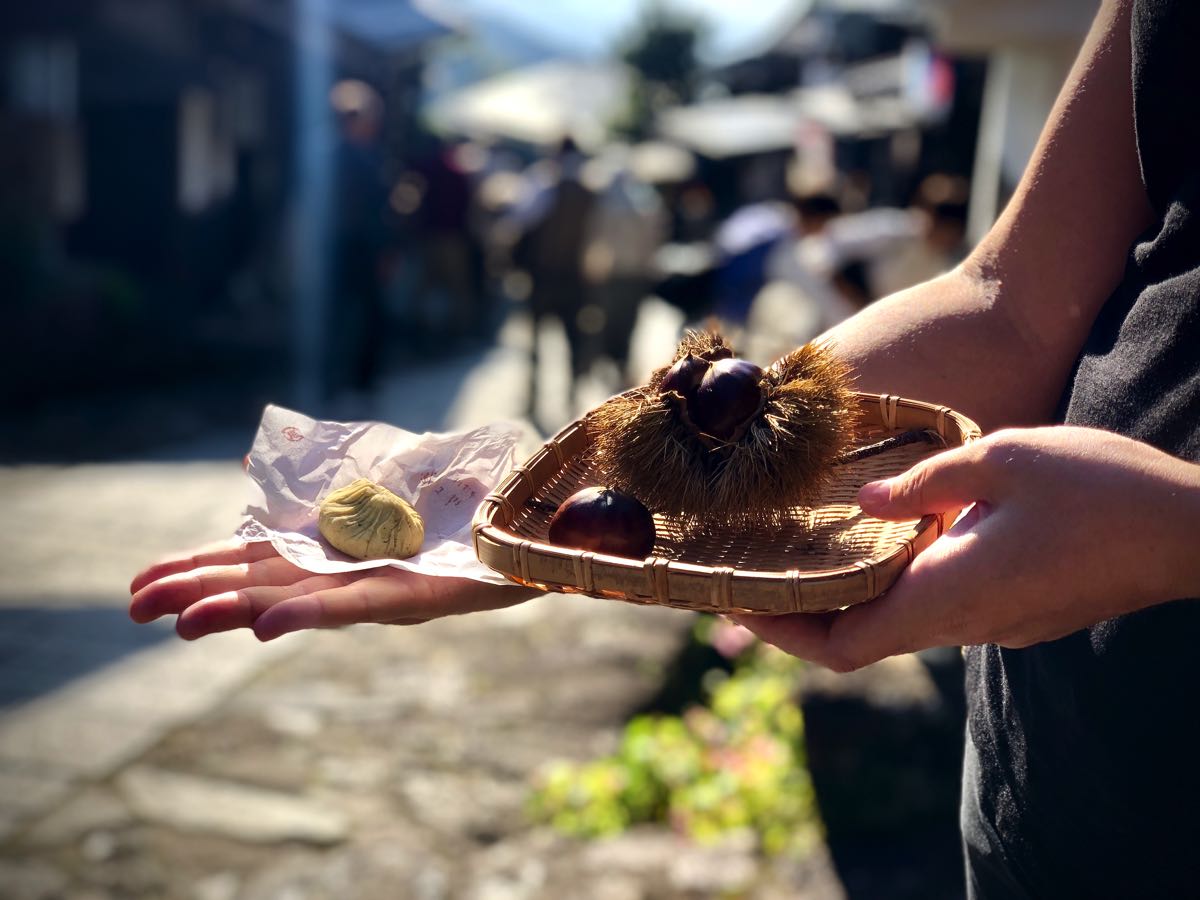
962, 1, 1200, 896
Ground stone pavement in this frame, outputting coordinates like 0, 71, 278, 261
0, 595, 849, 899
0, 302, 859, 898
0, 459, 309, 844
0, 304, 969, 900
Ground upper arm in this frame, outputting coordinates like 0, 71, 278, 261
968, 0, 1154, 368
815, 1, 1154, 430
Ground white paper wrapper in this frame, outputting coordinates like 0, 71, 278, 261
236, 405, 524, 585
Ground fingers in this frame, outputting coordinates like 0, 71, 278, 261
733, 518, 990, 671
736, 592, 930, 672
734, 605, 910, 673
822, 522, 993, 669
129, 555, 312, 624
130, 540, 280, 595
251, 575, 535, 641
174, 572, 361, 640
859, 443, 994, 521
252, 593, 429, 642
739, 440, 1019, 670
816, 583, 929, 671
132, 539, 541, 640
731, 612, 836, 661
251, 573, 421, 641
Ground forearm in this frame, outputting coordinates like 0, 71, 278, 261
1151, 457, 1200, 603
821, 268, 1048, 432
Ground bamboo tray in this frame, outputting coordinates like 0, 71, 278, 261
473, 393, 981, 615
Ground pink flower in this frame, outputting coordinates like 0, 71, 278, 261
709, 619, 756, 658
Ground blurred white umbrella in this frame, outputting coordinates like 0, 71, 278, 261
628, 140, 696, 184
427, 59, 633, 148
657, 94, 800, 160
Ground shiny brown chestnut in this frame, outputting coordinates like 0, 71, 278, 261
689, 358, 765, 440
547, 487, 656, 558
659, 352, 710, 398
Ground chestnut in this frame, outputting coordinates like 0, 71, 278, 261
660, 352, 709, 398
547, 487, 656, 558
689, 358, 765, 440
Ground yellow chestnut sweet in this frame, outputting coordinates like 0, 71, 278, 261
318, 478, 424, 560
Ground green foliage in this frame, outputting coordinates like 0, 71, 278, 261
527, 628, 822, 856
610, 2, 707, 139
622, 14, 701, 104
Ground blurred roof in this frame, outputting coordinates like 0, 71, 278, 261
627, 141, 696, 184
820, 0, 923, 16
657, 95, 799, 160
426, 60, 631, 148
750, 0, 926, 55
796, 82, 925, 134
920, 0, 1098, 52
657, 75, 933, 160
328, 0, 452, 51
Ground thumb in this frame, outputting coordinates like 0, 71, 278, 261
858, 444, 992, 521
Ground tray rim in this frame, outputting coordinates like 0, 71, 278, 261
472, 392, 981, 614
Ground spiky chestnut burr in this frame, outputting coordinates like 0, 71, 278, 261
588, 331, 859, 528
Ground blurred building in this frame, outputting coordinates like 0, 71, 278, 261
657, 0, 984, 220
1, 0, 448, 406
666, 0, 1096, 243
922, 0, 1099, 242
717, 0, 928, 96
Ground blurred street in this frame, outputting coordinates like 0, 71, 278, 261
0, 298, 975, 899
0, 0, 1076, 892
0, 301, 853, 898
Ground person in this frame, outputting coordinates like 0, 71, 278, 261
738, 191, 862, 361
760, 191, 862, 336
328, 80, 391, 399
507, 136, 598, 421
708, 197, 795, 325
866, 173, 970, 299
407, 139, 478, 344
581, 163, 667, 383
130, 2, 1200, 895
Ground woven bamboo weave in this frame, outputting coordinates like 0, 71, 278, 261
473, 393, 981, 614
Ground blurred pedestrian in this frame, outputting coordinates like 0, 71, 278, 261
329, 80, 391, 400
710, 198, 794, 326
868, 173, 970, 298
509, 136, 597, 423
410, 139, 478, 344
582, 164, 666, 384
763, 191, 862, 331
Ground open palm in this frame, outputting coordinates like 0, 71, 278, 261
130, 539, 536, 641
